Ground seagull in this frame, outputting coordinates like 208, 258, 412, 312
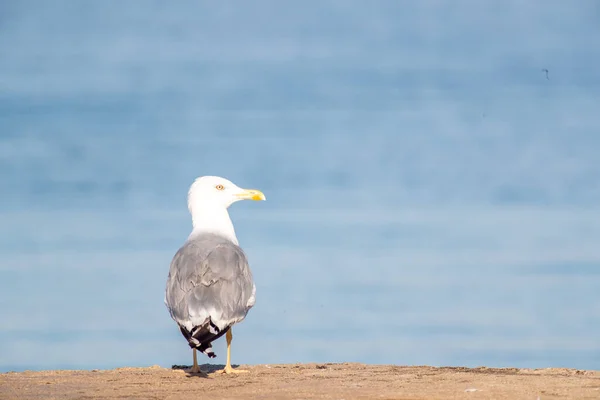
542, 69, 549, 80
165, 176, 266, 374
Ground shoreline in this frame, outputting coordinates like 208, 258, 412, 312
2, 363, 599, 399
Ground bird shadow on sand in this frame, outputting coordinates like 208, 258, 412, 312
171, 364, 242, 378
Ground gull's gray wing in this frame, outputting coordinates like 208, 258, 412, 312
164, 233, 256, 357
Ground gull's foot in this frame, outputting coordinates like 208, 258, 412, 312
188, 366, 208, 377
217, 365, 249, 374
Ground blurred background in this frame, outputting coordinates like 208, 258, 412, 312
1, 0, 599, 372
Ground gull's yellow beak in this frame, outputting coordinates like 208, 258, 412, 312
236, 189, 266, 201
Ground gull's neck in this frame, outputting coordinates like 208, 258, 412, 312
189, 205, 238, 245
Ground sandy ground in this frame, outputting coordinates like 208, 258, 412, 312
1, 363, 599, 400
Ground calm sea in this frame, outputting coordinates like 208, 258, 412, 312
1, 1, 599, 372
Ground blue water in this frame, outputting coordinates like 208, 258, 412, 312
1, 1, 600, 372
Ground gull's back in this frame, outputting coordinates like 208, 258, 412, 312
164, 233, 256, 356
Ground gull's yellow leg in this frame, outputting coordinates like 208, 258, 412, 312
189, 348, 207, 376
218, 328, 248, 374
191, 348, 199, 372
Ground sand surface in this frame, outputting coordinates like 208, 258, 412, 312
1, 363, 599, 400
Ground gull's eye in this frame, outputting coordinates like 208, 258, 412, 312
215, 184, 225, 191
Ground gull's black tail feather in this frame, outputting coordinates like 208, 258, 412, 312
179, 321, 230, 358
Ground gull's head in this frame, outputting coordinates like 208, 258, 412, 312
187, 176, 266, 215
